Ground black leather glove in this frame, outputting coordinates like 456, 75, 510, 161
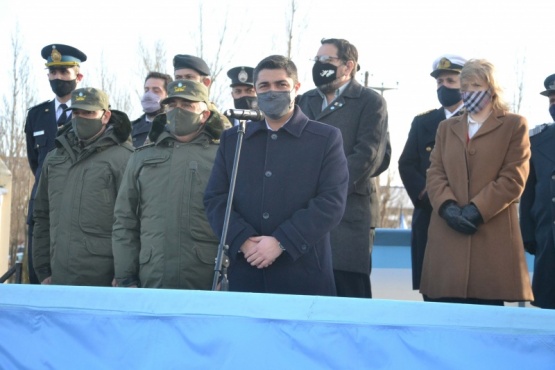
461, 203, 483, 227
523, 241, 537, 255
439, 201, 478, 235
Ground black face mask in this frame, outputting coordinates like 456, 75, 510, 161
549, 105, 555, 122
312, 61, 338, 87
234, 96, 258, 110
437, 85, 462, 108
50, 79, 77, 98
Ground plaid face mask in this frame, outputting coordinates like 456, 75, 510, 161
462, 89, 492, 114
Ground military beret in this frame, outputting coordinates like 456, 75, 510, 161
161, 80, 209, 105
68, 88, 110, 111
41, 44, 87, 67
173, 54, 211, 76
227, 66, 254, 87
540, 73, 555, 96
430, 54, 466, 78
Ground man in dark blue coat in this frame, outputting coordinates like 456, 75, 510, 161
519, 73, 555, 309
298, 38, 389, 298
24, 44, 86, 283
398, 54, 466, 295
204, 55, 348, 296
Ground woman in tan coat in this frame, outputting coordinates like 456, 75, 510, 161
420, 59, 533, 305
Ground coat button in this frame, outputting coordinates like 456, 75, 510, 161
271, 133, 278, 140
469, 149, 476, 155
552, 198, 555, 203
426, 146, 432, 152
552, 175, 555, 180
263, 212, 269, 219
265, 171, 272, 177
300, 245, 308, 251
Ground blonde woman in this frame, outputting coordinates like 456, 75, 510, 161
420, 59, 533, 305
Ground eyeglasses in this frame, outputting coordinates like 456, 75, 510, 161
311, 55, 341, 63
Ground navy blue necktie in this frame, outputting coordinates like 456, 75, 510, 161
57, 104, 68, 127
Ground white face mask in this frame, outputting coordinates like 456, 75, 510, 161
141, 90, 162, 114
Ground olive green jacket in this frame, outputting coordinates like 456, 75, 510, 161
112, 113, 223, 289
33, 111, 134, 286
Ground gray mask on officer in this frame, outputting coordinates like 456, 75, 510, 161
71, 115, 105, 141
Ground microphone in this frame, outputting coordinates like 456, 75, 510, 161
223, 109, 264, 121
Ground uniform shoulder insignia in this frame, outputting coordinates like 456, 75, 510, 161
27, 100, 51, 111
529, 123, 549, 137
416, 109, 435, 117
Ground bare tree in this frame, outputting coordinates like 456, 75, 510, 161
285, 0, 298, 59
93, 52, 133, 114
378, 169, 412, 228
0, 28, 36, 281
284, 0, 309, 60
511, 51, 526, 114
137, 38, 169, 76
195, 1, 239, 110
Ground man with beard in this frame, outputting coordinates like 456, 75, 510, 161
112, 80, 224, 289
131, 71, 172, 147
226, 66, 258, 126
398, 54, 466, 298
298, 38, 389, 298
33, 87, 133, 286
24, 44, 86, 284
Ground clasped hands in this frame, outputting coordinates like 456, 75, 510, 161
439, 201, 483, 235
241, 236, 284, 269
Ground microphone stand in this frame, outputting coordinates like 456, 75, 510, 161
212, 119, 247, 291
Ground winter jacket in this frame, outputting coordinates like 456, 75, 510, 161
33, 110, 133, 286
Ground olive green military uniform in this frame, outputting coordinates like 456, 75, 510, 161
112, 110, 223, 289
32, 110, 133, 286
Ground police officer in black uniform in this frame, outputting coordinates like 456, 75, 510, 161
24, 44, 86, 283
226, 66, 257, 126
398, 54, 466, 297
519, 73, 555, 309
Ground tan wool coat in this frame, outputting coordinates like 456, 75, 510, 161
420, 110, 533, 301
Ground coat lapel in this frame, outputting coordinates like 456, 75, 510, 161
313, 80, 362, 120
471, 110, 503, 140
449, 113, 468, 145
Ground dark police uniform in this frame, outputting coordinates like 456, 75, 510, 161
24, 44, 86, 283
520, 123, 555, 309
397, 54, 466, 292
519, 73, 555, 309
398, 108, 447, 289
130, 114, 151, 148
